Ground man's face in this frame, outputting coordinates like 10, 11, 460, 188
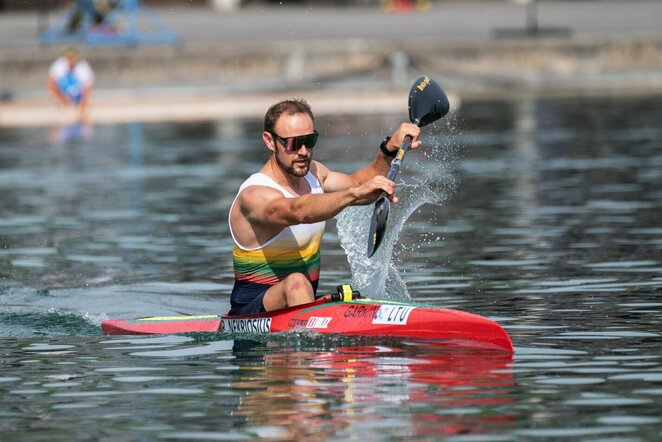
270, 113, 315, 178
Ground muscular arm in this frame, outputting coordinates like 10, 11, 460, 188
241, 176, 396, 229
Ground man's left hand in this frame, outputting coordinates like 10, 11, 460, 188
385, 123, 422, 153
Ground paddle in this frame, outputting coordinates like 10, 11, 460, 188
367, 76, 450, 257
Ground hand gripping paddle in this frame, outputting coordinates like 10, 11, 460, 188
367, 76, 450, 257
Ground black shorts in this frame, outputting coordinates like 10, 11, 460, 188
229, 279, 319, 316
229, 281, 270, 316
229, 291, 267, 316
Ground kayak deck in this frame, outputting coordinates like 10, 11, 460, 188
101, 314, 223, 336
102, 297, 513, 353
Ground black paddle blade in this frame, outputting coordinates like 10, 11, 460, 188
408, 76, 449, 128
367, 196, 389, 257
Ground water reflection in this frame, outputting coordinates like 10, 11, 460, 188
49, 121, 94, 145
0, 335, 515, 439
229, 340, 514, 439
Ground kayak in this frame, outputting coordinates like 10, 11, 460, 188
102, 290, 513, 353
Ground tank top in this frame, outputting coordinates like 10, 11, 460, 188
229, 172, 326, 290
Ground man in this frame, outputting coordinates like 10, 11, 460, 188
47, 48, 95, 122
228, 99, 421, 315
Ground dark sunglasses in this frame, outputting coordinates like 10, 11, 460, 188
270, 130, 319, 152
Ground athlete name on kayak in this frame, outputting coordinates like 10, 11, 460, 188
344, 304, 380, 319
372, 305, 416, 325
221, 317, 272, 334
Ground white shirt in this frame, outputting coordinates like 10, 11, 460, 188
48, 56, 95, 87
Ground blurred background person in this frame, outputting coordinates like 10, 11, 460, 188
46, 47, 94, 122
66, 0, 122, 32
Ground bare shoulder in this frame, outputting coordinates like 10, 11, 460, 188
237, 185, 283, 213
310, 160, 329, 184
231, 184, 286, 247
312, 160, 355, 193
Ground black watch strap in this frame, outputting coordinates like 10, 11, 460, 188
380, 136, 397, 157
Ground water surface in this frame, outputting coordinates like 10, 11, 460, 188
1, 93, 661, 440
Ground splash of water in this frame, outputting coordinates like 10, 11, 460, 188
336, 124, 459, 301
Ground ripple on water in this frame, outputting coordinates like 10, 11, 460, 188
565, 394, 652, 407
51, 403, 100, 410
95, 366, 167, 373
587, 260, 658, 268
515, 347, 587, 357
0, 377, 21, 383
65, 255, 124, 264
112, 376, 172, 383
10, 258, 47, 268
516, 426, 636, 438
468, 259, 547, 267
0, 247, 57, 256
101, 335, 192, 346
158, 431, 253, 440
42, 382, 83, 388
517, 279, 661, 294
536, 377, 605, 385
633, 388, 662, 396
23, 343, 76, 352
597, 415, 660, 425
129, 339, 234, 358
546, 331, 660, 342
608, 373, 662, 382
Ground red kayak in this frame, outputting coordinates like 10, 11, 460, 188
102, 290, 513, 353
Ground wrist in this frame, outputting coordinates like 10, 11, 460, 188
379, 136, 397, 158
348, 186, 359, 203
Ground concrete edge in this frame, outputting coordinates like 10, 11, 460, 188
0, 90, 462, 127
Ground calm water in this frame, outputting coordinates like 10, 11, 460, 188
1, 94, 661, 440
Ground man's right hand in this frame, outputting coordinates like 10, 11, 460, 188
350, 175, 398, 205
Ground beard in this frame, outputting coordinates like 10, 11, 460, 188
275, 151, 311, 177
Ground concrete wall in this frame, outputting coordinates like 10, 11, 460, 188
4, 36, 662, 99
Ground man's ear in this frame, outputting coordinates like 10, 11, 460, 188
263, 131, 276, 154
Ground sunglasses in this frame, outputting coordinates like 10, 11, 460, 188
270, 130, 319, 152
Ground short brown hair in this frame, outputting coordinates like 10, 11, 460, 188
264, 99, 314, 133
63, 47, 80, 58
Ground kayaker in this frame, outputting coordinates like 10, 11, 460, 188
228, 99, 421, 315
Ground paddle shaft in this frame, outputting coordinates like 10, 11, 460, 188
375, 134, 413, 203
366, 135, 413, 256
385, 135, 412, 181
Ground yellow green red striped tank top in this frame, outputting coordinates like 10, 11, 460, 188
229, 172, 326, 291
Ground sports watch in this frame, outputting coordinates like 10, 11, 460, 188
380, 136, 397, 157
